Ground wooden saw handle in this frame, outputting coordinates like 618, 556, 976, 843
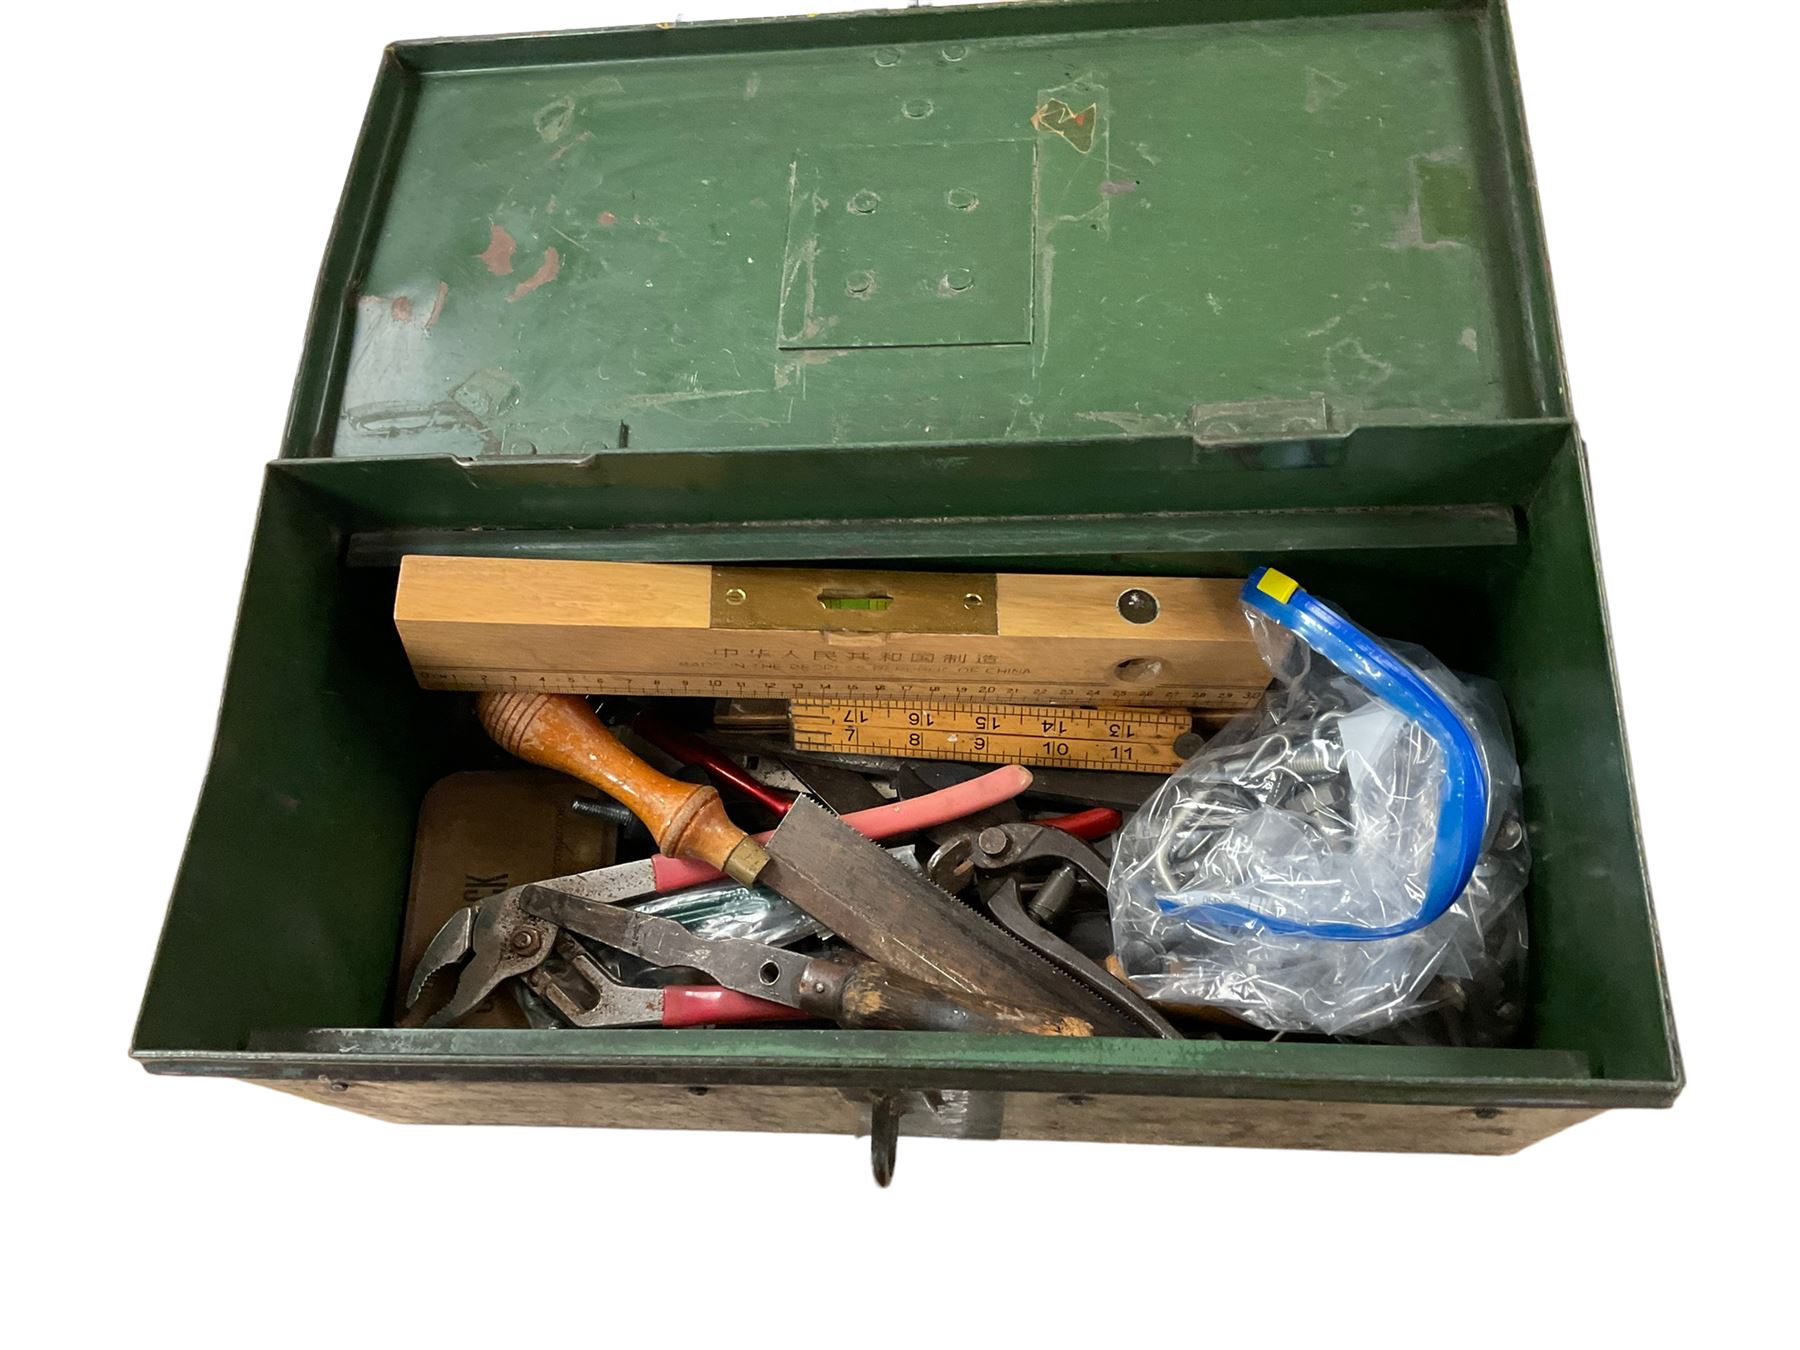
476, 692, 769, 885
800, 959, 1094, 1037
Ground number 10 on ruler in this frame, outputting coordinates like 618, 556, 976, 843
791, 701, 1190, 773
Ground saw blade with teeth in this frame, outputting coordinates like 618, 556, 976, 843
760, 797, 1141, 1035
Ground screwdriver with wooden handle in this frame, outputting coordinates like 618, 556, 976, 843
475, 691, 1094, 1036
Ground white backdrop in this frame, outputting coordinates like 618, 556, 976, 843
7, 2, 1792, 1343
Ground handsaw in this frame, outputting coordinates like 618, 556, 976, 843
760, 798, 1141, 1034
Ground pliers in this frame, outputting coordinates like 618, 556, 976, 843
922, 820, 1183, 1041
407, 872, 1094, 1036
521, 931, 807, 1029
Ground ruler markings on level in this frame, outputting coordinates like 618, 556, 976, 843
416, 669, 1259, 707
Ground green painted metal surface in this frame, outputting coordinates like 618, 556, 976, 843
206, 1029, 1606, 1108
134, 438, 1679, 1104
780, 139, 1038, 348
135, 1, 1680, 1116
133, 474, 437, 1051
319, 1, 1556, 460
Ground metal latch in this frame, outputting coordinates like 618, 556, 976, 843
861, 1088, 1006, 1186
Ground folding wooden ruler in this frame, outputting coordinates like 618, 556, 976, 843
789, 699, 1194, 772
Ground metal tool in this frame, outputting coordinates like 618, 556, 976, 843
632, 712, 799, 816
775, 756, 889, 814
711, 698, 792, 731
900, 757, 1166, 811
1033, 807, 1124, 841
888, 761, 1122, 863
713, 739, 1167, 811
410, 879, 1093, 1036
526, 761, 1035, 903
885, 770, 1166, 1036
922, 821, 1182, 1040
632, 875, 825, 948
759, 799, 1144, 1035
631, 842, 923, 947
522, 934, 808, 1028
474, 691, 1128, 1031
791, 698, 1191, 772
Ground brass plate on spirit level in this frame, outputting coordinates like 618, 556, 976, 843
710, 566, 1000, 635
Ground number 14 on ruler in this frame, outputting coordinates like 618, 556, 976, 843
790, 700, 1190, 773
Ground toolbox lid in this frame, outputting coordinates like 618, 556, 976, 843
298, 1, 1567, 462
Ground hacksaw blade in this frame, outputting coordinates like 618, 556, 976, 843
760, 798, 1139, 1034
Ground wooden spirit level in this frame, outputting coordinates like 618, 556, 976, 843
395, 558, 1269, 709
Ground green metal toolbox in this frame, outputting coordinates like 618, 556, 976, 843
132, 0, 1681, 1164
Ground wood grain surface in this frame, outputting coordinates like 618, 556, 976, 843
255, 1076, 1598, 1156
396, 557, 1269, 707
476, 691, 767, 883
